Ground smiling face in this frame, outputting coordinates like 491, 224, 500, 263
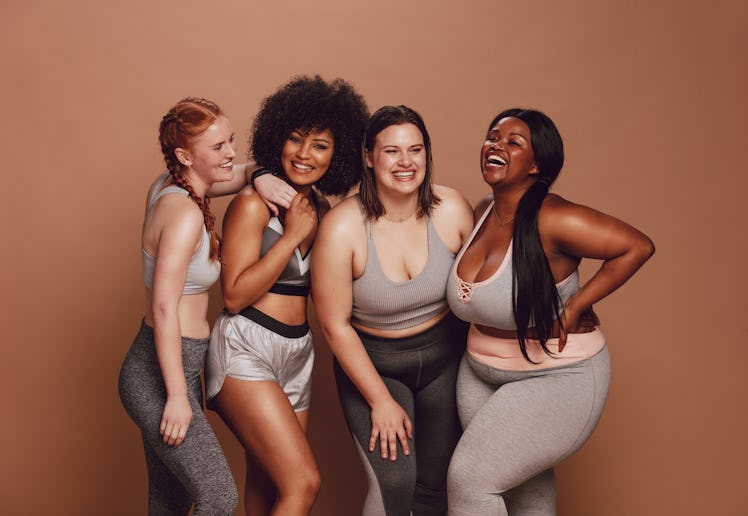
365, 123, 426, 196
481, 116, 538, 188
176, 115, 237, 184
280, 128, 334, 188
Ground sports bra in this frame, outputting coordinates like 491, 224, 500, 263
257, 194, 321, 297
447, 201, 579, 330
351, 195, 455, 330
142, 173, 221, 295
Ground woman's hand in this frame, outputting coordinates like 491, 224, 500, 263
558, 297, 600, 351
253, 173, 296, 216
160, 394, 192, 447
284, 193, 317, 245
369, 397, 413, 461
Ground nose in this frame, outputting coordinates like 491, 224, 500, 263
296, 142, 310, 160
398, 151, 412, 166
227, 142, 237, 159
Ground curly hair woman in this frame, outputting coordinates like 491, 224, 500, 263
445, 109, 655, 515
205, 76, 369, 516
118, 97, 251, 515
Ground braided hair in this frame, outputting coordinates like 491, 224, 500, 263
158, 97, 222, 260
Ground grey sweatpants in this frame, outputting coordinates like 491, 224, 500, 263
447, 346, 610, 516
118, 320, 238, 515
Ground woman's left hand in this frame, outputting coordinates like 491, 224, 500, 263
558, 299, 599, 351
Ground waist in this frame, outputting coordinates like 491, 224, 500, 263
467, 324, 606, 371
352, 309, 450, 339
237, 306, 310, 339
144, 289, 210, 338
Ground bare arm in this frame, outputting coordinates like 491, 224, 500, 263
221, 190, 316, 313
150, 197, 204, 447
540, 195, 655, 346
311, 204, 412, 461
253, 173, 297, 216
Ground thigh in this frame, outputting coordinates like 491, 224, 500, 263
455, 352, 496, 430
212, 376, 317, 491
453, 353, 609, 494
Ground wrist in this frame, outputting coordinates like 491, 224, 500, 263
250, 167, 277, 188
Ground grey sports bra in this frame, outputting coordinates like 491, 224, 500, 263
447, 201, 579, 330
141, 173, 221, 295
351, 195, 455, 330
257, 194, 321, 297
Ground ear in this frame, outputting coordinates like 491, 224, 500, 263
528, 161, 540, 176
175, 147, 192, 167
365, 150, 373, 169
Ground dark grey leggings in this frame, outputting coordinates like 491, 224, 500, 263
447, 346, 610, 516
118, 321, 237, 515
334, 314, 468, 516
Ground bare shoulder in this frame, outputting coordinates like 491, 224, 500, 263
474, 194, 494, 219
319, 195, 364, 239
433, 184, 472, 212
225, 185, 270, 222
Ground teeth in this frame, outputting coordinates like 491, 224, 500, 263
487, 156, 506, 166
393, 171, 415, 178
293, 162, 313, 171
220, 161, 233, 168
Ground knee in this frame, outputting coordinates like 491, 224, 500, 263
194, 485, 238, 516
193, 473, 239, 515
280, 464, 321, 505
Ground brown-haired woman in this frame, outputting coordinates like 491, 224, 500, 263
118, 97, 253, 515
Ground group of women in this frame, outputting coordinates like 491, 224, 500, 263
118, 75, 654, 516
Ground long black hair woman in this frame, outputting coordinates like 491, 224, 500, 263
118, 97, 248, 515
445, 109, 655, 515
205, 76, 368, 516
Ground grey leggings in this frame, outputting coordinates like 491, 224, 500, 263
334, 314, 468, 516
447, 346, 610, 516
118, 321, 238, 515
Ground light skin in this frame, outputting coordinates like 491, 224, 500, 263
312, 122, 474, 461
214, 129, 333, 516
457, 116, 655, 350
142, 115, 238, 448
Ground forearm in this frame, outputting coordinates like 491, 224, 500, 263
571, 243, 655, 313
223, 236, 299, 312
321, 323, 392, 407
152, 308, 188, 397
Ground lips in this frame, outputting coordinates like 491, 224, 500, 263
220, 161, 233, 169
291, 161, 314, 173
393, 170, 415, 179
485, 154, 507, 166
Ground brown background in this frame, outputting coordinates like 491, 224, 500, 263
2, 0, 746, 514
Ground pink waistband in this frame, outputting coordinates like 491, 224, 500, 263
467, 324, 606, 371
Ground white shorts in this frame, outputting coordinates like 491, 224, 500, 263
206, 308, 314, 411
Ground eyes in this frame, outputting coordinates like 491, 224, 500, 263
485, 133, 522, 147
211, 134, 235, 151
383, 145, 424, 155
287, 134, 331, 151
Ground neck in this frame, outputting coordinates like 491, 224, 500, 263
378, 190, 419, 221
180, 168, 209, 199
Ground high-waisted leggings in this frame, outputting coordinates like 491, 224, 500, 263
118, 320, 238, 515
447, 345, 610, 516
334, 313, 468, 516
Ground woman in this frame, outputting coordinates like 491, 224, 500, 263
312, 105, 474, 515
445, 108, 655, 515
205, 76, 369, 516
118, 97, 248, 515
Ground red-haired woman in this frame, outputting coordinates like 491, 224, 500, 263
118, 98, 252, 515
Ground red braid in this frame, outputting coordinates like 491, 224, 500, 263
158, 98, 222, 260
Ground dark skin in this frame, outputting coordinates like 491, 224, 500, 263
456, 116, 654, 351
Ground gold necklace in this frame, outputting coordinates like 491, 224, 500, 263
382, 209, 416, 223
493, 205, 515, 226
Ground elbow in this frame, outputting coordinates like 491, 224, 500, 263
223, 292, 247, 315
639, 236, 656, 263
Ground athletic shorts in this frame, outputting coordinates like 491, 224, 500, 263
206, 307, 314, 411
